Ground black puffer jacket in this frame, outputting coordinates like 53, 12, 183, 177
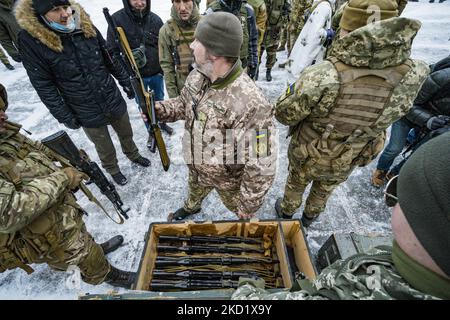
16, 0, 130, 128
107, 0, 163, 77
406, 55, 450, 127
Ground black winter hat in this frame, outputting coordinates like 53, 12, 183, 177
32, 0, 71, 16
397, 131, 450, 277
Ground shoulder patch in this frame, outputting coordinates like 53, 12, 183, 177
285, 83, 296, 97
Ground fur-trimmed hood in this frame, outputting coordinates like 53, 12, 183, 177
15, 0, 96, 52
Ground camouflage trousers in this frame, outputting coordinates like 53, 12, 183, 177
0, 47, 10, 65
183, 171, 240, 215
261, 24, 282, 69
280, 165, 346, 219
0, 203, 110, 285
278, 26, 288, 51
83, 111, 140, 175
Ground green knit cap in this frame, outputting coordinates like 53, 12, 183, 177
194, 12, 243, 58
340, 0, 399, 31
397, 131, 450, 278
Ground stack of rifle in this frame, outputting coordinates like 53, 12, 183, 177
150, 235, 282, 291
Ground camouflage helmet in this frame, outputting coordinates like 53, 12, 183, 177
0, 84, 7, 111
340, 0, 398, 31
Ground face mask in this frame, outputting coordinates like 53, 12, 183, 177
44, 16, 76, 33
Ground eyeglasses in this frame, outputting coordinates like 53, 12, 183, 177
383, 175, 399, 207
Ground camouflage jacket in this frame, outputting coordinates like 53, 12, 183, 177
155, 61, 276, 215
158, 5, 200, 98
0, 122, 74, 235
275, 18, 429, 178
231, 245, 443, 300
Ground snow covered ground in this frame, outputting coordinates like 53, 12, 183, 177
0, 0, 449, 299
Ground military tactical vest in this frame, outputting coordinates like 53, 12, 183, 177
297, 57, 412, 172
266, 0, 288, 25
0, 123, 70, 274
167, 19, 196, 77
207, 1, 250, 66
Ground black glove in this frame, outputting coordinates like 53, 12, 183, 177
123, 86, 135, 100
426, 116, 447, 130
247, 65, 257, 80
64, 118, 81, 130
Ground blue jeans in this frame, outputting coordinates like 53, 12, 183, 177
376, 118, 412, 171
142, 73, 164, 101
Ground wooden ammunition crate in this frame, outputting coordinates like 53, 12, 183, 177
133, 219, 317, 292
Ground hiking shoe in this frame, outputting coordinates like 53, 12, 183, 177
301, 214, 317, 228
275, 198, 293, 219
266, 69, 272, 82
5, 64, 14, 70
100, 235, 124, 254
111, 172, 128, 185
167, 207, 201, 222
371, 169, 387, 187
105, 265, 136, 289
159, 123, 174, 135
132, 155, 151, 167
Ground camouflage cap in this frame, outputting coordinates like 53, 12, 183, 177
340, 0, 398, 31
194, 11, 243, 58
397, 131, 450, 277
0, 84, 7, 111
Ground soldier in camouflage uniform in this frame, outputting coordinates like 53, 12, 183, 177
260, 0, 290, 81
0, 84, 135, 288
287, 0, 312, 54
154, 13, 276, 221
274, 0, 429, 227
159, 0, 200, 98
233, 132, 450, 300
247, 0, 267, 59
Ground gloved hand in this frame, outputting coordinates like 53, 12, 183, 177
247, 65, 257, 80
63, 118, 80, 130
63, 167, 88, 190
123, 86, 135, 100
323, 28, 335, 47
426, 116, 447, 130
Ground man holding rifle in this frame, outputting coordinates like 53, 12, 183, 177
153, 12, 276, 221
107, 0, 174, 151
0, 83, 136, 289
16, 0, 150, 186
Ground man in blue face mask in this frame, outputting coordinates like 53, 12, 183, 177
16, 0, 151, 186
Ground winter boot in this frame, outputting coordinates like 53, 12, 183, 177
5, 64, 14, 70
167, 207, 201, 222
301, 214, 317, 228
266, 68, 272, 82
159, 122, 174, 135
100, 235, 124, 254
371, 169, 387, 187
111, 171, 128, 186
275, 198, 292, 219
132, 155, 151, 167
104, 265, 136, 289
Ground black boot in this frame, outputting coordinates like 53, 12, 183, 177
275, 198, 292, 219
159, 123, 174, 135
266, 69, 272, 82
5, 64, 14, 70
111, 172, 128, 186
132, 155, 151, 167
300, 214, 317, 228
100, 235, 124, 254
167, 207, 201, 222
105, 265, 136, 289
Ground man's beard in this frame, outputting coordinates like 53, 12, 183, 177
193, 58, 214, 79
